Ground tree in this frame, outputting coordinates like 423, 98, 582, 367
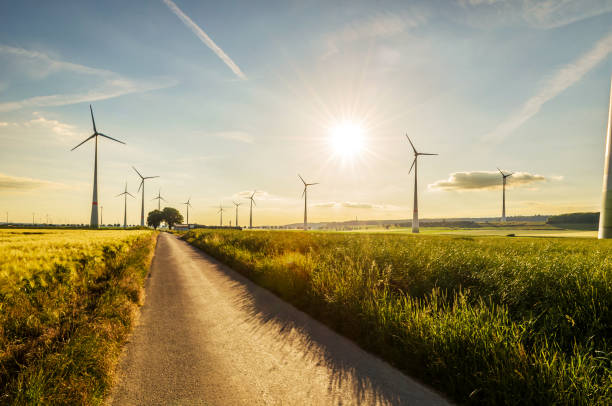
162, 207, 183, 229
147, 210, 164, 229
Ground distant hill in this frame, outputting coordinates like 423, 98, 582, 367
546, 212, 599, 226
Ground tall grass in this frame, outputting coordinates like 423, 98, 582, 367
184, 230, 612, 405
0, 229, 157, 405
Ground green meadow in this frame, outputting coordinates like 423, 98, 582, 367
184, 229, 611, 405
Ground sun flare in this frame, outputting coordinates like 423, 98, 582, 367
328, 121, 365, 157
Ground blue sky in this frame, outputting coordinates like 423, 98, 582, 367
1, 0, 611, 225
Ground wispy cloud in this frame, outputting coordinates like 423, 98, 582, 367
485, 31, 612, 141
209, 131, 254, 144
429, 171, 549, 191
0, 45, 176, 112
25, 112, 83, 140
0, 173, 65, 192
162, 0, 246, 80
314, 201, 383, 209
323, 11, 427, 57
459, 0, 612, 29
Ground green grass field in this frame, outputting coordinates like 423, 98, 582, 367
350, 227, 598, 238
184, 229, 611, 405
0, 229, 157, 405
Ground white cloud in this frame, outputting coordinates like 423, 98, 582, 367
0, 173, 65, 192
0, 122, 9, 127
323, 11, 427, 57
429, 171, 548, 190
162, 0, 247, 80
25, 112, 83, 140
209, 131, 254, 144
485, 31, 612, 141
0, 45, 176, 112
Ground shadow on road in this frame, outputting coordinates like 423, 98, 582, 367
179, 241, 447, 406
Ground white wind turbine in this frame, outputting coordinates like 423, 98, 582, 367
299, 174, 318, 231
152, 189, 166, 211
406, 135, 437, 233
133, 166, 159, 226
218, 204, 228, 227
71, 105, 125, 228
116, 182, 135, 228
497, 168, 514, 223
247, 191, 257, 229
233, 201, 242, 228
182, 197, 192, 226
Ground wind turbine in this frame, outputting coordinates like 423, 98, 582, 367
299, 174, 319, 231
133, 166, 159, 226
116, 182, 135, 228
152, 189, 166, 211
497, 168, 514, 223
599, 77, 612, 239
406, 135, 437, 233
218, 204, 227, 227
183, 197, 192, 225
247, 191, 257, 229
71, 105, 125, 228
233, 201, 242, 228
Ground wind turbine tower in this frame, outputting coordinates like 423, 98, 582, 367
133, 166, 159, 226
183, 198, 192, 225
218, 204, 226, 227
71, 105, 125, 228
248, 191, 257, 229
599, 77, 612, 239
498, 168, 514, 223
152, 189, 166, 211
116, 182, 135, 228
233, 201, 242, 228
405, 135, 437, 233
299, 174, 319, 231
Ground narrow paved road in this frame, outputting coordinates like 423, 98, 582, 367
109, 233, 450, 406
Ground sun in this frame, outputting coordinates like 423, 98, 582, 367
328, 121, 365, 157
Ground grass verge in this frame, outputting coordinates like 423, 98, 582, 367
183, 229, 611, 405
0, 230, 157, 405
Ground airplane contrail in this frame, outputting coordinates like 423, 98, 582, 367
162, 0, 247, 80
486, 31, 612, 141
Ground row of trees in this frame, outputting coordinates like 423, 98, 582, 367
147, 207, 184, 229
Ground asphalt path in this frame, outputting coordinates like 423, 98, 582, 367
108, 232, 450, 405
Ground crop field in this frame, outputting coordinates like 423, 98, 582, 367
0, 229, 157, 405
349, 227, 598, 238
184, 229, 611, 405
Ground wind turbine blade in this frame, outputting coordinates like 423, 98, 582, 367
127, 192, 135, 198
419, 153, 438, 156
132, 166, 144, 179
408, 157, 416, 174
497, 167, 504, 176
70, 134, 95, 151
98, 133, 126, 145
405, 134, 417, 154
137, 180, 143, 193
90, 105, 97, 134
298, 174, 306, 185
252, 199, 256, 207
301, 187, 306, 199
308, 182, 320, 186
116, 192, 124, 197
144, 176, 160, 179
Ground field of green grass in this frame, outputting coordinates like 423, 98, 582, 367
0, 229, 157, 405
184, 229, 611, 405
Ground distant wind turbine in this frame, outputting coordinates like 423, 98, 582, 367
133, 166, 159, 226
248, 191, 257, 229
71, 105, 125, 228
299, 174, 319, 231
218, 204, 227, 227
183, 197, 192, 225
406, 135, 437, 233
116, 182, 135, 228
498, 168, 514, 223
152, 189, 166, 211
233, 201, 242, 228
